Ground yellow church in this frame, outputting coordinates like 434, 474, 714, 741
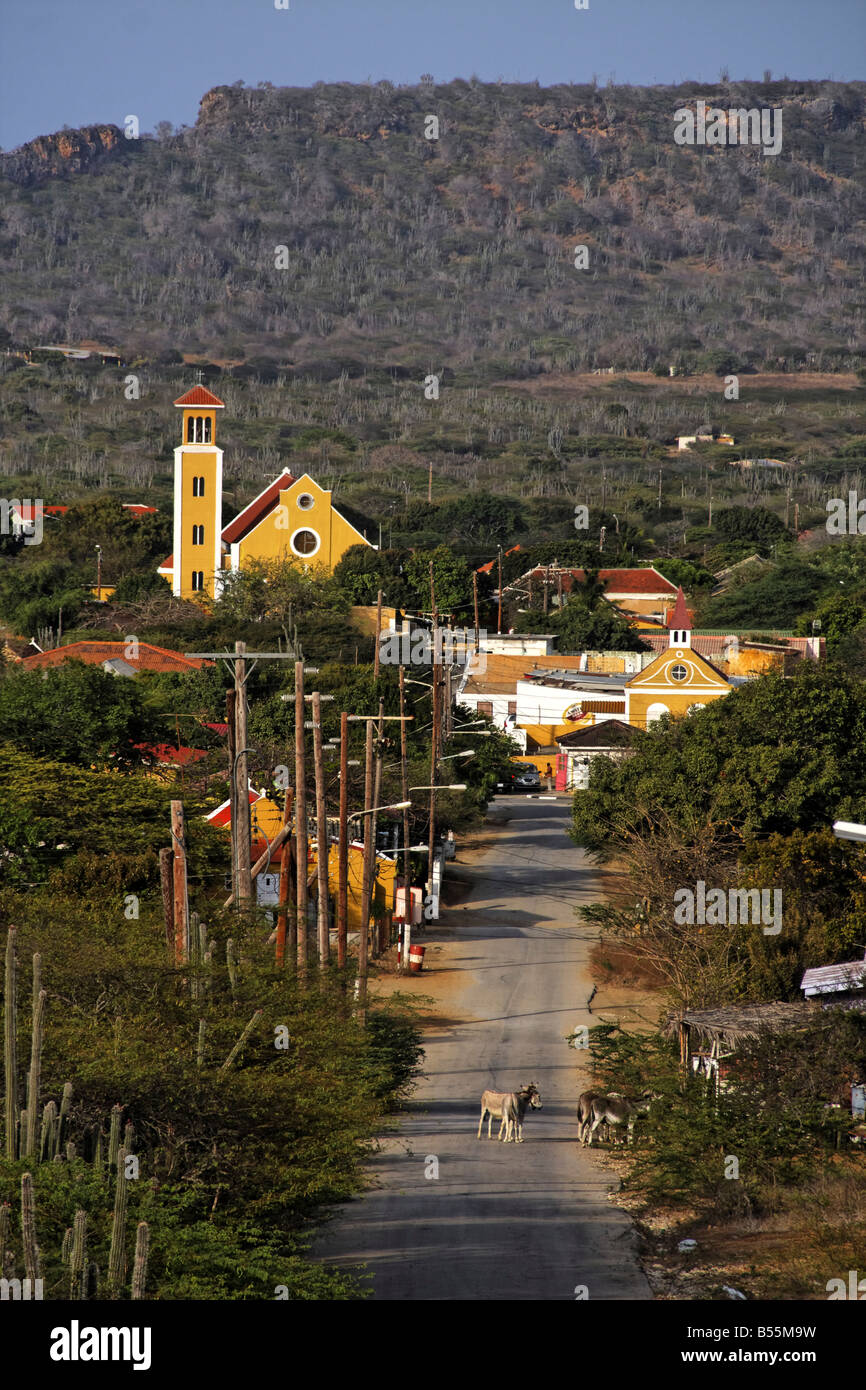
158, 386, 373, 599
624, 587, 732, 727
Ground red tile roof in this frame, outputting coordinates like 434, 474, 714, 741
134, 743, 210, 767
173, 386, 225, 408
122, 503, 158, 515
157, 553, 174, 572
221, 468, 296, 545
21, 641, 212, 673
514, 567, 677, 596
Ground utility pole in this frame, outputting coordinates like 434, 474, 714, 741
370, 698, 385, 958
275, 786, 294, 968
472, 570, 480, 645
497, 547, 503, 634
233, 641, 252, 903
294, 661, 308, 977
226, 689, 237, 899
427, 652, 441, 916
358, 719, 375, 1007
398, 668, 411, 900
373, 588, 383, 680
556, 571, 563, 609
311, 692, 330, 967
543, 564, 550, 616
337, 711, 349, 969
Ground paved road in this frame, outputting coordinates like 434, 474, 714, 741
313, 797, 652, 1300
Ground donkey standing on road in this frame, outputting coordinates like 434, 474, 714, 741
581, 1092, 654, 1147
478, 1083, 543, 1143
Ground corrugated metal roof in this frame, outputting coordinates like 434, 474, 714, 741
801, 961, 866, 996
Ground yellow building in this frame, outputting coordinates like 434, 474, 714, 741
625, 587, 732, 728
158, 387, 373, 599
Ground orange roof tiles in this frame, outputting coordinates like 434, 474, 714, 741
173, 386, 225, 408
22, 641, 212, 673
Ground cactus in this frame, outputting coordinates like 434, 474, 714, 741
61, 1226, 73, 1264
131, 1222, 149, 1300
55, 1082, 73, 1158
94, 1129, 103, 1170
40, 1101, 57, 1162
0, 1202, 10, 1274
108, 1147, 128, 1292
4, 929, 17, 1160
226, 938, 239, 1004
196, 1018, 206, 1067
66, 1141, 77, 1163
20, 1172, 41, 1284
69, 1210, 87, 1300
25, 986, 46, 1159
108, 1104, 123, 1172
18, 1108, 27, 1158
219, 1010, 262, 1073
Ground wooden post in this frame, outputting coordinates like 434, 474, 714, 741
226, 689, 237, 901
373, 588, 383, 680
556, 571, 563, 610
337, 710, 349, 969
497, 549, 503, 634
472, 569, 479, 644
170, 801, 189, 966
294, 661, 308, 977
358, 719, 375, 1005
312, 692, 330, 967
158, 848, 174, 959
398, 668, 411, 907
543, 565, 550, 616
275, 787, 294, 969
369, 698, 385, 959
233, 642, 252, 902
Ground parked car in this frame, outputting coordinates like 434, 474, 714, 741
494, 768, 519, 794
514, 765, 541, 791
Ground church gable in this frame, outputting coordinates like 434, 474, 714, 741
626, 647, 730, 693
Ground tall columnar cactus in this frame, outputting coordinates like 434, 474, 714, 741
69, 1210, 87, 1300
40, 1101, 57, 1163
56, 1082, 73, 1159
4, 928, 17, 1160
0, 1201, 10, 1275
108, 1147, 128, 1292
25, 985, 46, 1160
61, 1226, 73, 1264
108, 1104, 123, 1173
20, 1172, 41, 1284
131, 1222, 149, 1300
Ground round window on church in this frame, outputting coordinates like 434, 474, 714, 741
291, 528, 320, 557
297, 493, 315, 510
670, 663, 688, 682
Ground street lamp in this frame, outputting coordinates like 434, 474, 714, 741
409, 784, 467, 792
833, 821, 866, 843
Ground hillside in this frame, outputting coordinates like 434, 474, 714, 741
1, 77, 865, 375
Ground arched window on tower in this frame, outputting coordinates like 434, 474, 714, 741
204, 417, 212, 443
192, 476, 205, 497
192, 524, 204, 546
187, 416, 195, 442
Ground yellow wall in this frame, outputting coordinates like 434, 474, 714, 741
176, 407, 221, 600
235, 474, 369, 575
626, 647, 730, 729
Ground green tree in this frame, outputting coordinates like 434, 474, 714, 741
404, 545, 472, 616
0, 662, 157, 765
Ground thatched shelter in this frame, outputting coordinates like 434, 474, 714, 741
667, 1002, 817, 1072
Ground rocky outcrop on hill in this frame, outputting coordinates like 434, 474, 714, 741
0, 125, 125, 184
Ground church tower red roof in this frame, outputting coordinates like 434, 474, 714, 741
173, 386, 225, 408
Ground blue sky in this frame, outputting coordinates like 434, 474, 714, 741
1, 0, 863, 151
